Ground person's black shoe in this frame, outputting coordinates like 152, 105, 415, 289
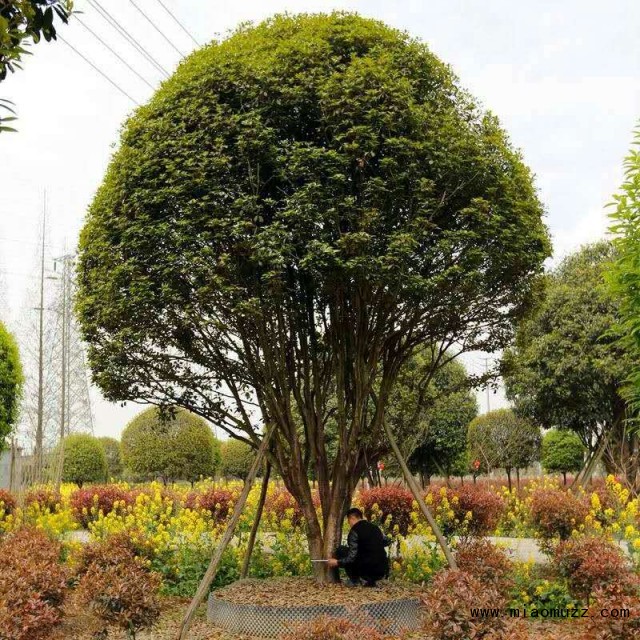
364, 580, 378, 588
345, 579, 362, 587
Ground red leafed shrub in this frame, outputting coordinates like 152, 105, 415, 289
454, 485, 505, 535
77, 533, 161, 638
264, 487, 318, 529
530, 488, 589, 542
185, 486, 236, 523
555, 536, 632, 601
422, 569, 508, 640
0, 488, 16, 515
279, 616, 386, 640
359, 486, 414, 535
455, 538, 514, 598
71, 484, 134, 528
582, 582, 640, 640
0, 527, 68, 640
24, 486, 61, 512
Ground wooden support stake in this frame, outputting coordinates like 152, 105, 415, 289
177, 425, 275, 640
240, 461, 271, 579
383, 418, 457, 569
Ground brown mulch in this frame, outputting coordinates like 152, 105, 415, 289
50, 590, 586, 640
212, 577, 420, 607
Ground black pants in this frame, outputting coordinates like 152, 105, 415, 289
333, 545, 387, 586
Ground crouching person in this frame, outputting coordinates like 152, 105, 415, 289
327, 507, 391, 587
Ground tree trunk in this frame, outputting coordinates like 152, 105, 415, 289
240, 462, 271, 579
563, 470, 567, 486
177, 425, 274, 640
515, 468, 520, 491
506, 468, 512, 493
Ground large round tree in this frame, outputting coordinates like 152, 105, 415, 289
76, 13, 549, 575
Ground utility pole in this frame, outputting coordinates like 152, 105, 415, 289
483, 357, 491, 413
34, 192, 46, 475
56, 254, 74, 441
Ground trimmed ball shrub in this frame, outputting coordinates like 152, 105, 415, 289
185, 486, 236, 523
77, 533, 161, 639
220, 438, 257, 480
422, 569, 508, 640
455, 538, 514, 599
358, 485, 414, 536
555, 536, 631, 601
60, 433, 108, 487
121, 407, 220, 484
0, 527, 68, 640
0, 487, 16, 515
541, 429, 585, 484
24, 486, 61, 512
529, 487, 589, 544
454, 484, 505, 535
583, 582, 640, 640
71, 484, 134, 528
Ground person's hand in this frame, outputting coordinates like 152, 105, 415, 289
327, 558, 339, 568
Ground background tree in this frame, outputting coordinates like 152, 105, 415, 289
609, 127, 640, 405
98, 436, 123, 480
541, 428, 585, 485
0, 320, 22, 449
76, 13, 550, 575
403, 359, 478, 487
503, 241, 639, 489
121, 407, 219, 484
1, 0, 72, 131
60, 433, 107, 487
467, 408, 540, 491
220, 439, 257, 481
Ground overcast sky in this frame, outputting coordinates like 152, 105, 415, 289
1, 0, 638, 438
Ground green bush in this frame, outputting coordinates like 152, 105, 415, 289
220, 439, 257, 480
121, 407, 220, 484
60, 434, 108, 488
541, 429, 585, 484
0, 321, 22, 450
98, 436, 123, 479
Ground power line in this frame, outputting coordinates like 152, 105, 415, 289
59, 35, 140, 105
129, 0, 185, 57
87, 0, 170, 78
153, 0, 199, 47
74, 14, 157, 91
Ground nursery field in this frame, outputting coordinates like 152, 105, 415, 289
1, 475, 639, 639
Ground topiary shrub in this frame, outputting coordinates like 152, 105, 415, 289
185, 486, 236, 523
421, 569, 508, 640
280, 617, 386, 640
454, 484, 505, 535
60, 433, 108, 487
541, 429, 585, 485
220, 438, 257, 481
264, 486, 313, 529
530, 488, 589, 545
77, 533, 161, 639
121, 407, 220, 484
24, 486, 61, 512
0, 527, 68, 640
0, 487, 16, 516
555, 536, 632, 602
70, 484, 134, 528
582, 582, 640, 640
455, 538, 514, 599
358, 486, 414, 536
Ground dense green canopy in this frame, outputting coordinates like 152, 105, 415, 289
61, 433, 107, 487
0, 321, 22, 449
76, 13, 549, 568
541, 428, 585, 484
121, 407, 220, 484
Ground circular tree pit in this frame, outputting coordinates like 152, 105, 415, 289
207, 577, 422, 637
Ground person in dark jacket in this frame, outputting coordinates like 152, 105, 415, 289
327, 507, 391, 587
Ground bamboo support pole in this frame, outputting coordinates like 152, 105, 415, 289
240, 461, 271, 579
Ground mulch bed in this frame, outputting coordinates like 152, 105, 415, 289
212, 577, 421, 607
